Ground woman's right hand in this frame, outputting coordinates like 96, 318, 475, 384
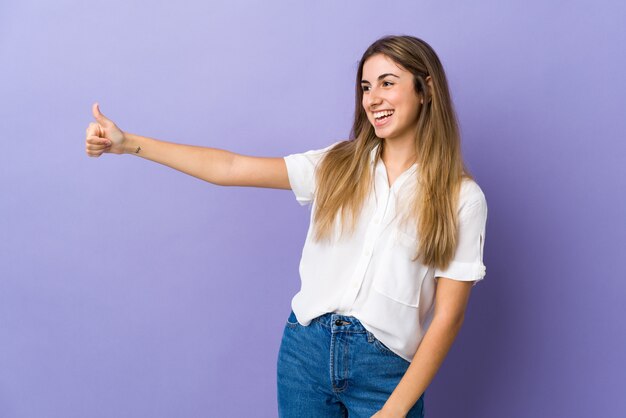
85, 103, 127, 157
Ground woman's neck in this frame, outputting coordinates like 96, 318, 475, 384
381, 138, 417, 171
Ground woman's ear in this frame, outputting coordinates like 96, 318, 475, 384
424, 76, 433, 102
420, 76, 434, 104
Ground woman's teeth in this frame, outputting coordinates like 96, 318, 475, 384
374, 110, 394, 126
374, 110, 394, 120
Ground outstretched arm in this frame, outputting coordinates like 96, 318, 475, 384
85, 103, 291, 189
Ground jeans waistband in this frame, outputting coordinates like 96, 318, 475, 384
312, 312, 368, 333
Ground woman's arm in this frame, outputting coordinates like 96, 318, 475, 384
378, 278, 473, 417
85, 103, 291, 190
122, 133, 291, 189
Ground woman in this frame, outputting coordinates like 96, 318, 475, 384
85, 35, 488, 418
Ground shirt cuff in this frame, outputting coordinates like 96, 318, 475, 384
283, 155, 312, 206
434, 261, 486, 286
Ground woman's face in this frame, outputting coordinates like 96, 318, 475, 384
361, 54, 422, 142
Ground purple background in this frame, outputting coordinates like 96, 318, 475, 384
1, 1, 625, 417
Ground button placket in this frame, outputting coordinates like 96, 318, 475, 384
337, 183, 390, 311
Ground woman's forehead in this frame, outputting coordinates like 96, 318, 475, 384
362, 54, 408, 79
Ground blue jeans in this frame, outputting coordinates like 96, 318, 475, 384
277, 310, 425, 417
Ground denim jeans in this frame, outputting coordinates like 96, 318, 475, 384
277, 310, 425, 417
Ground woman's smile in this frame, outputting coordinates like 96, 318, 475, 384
373, 109, 395, 127
374, 113, 394, 127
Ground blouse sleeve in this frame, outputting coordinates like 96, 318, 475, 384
283, 141, 342, 206
434, 182, 488, 286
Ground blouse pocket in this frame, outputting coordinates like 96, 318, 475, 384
372, 230, 429, 308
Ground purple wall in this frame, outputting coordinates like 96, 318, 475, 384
1, 1, 625, 417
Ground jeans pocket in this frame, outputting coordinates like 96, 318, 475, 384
366, 330, 396, 356
286, 310, 299, 329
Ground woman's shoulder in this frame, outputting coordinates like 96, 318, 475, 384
459, 177, 487, 210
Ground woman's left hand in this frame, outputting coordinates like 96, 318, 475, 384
371, 409, 405, 418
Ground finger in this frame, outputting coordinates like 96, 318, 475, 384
92, 102, 110, 125
86, 141, 109, 149
86, 143, 109, 151
85, 122, 104, 139
86, 142, 110, 155
85, 122, 100, 137
86, 134, 106, 142
86, 135, 111, 146
86, 148, 105, 157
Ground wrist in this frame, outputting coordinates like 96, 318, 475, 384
381, 402, 408, 417
122, 132, 140, 155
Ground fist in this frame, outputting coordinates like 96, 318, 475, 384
85, 103, 126, 157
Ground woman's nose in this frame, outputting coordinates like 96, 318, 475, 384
366, 90, 382, 107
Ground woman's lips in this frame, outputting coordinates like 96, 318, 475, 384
374, 113, 393, 127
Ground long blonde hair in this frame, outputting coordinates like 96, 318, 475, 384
312, 35, 474, 270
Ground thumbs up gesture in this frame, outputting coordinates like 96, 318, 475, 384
85, 103, 127, 157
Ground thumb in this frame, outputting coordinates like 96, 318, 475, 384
92, 102, 111, 125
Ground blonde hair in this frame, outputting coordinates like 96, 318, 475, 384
312, 35, 474, 270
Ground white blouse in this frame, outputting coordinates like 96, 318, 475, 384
283, 141, 488, 362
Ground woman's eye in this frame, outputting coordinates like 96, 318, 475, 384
362, 82, 393, 92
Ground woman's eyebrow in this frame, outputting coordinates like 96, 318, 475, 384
360, 73, 400, 84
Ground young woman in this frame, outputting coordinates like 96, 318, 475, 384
85, 35, 488, 418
